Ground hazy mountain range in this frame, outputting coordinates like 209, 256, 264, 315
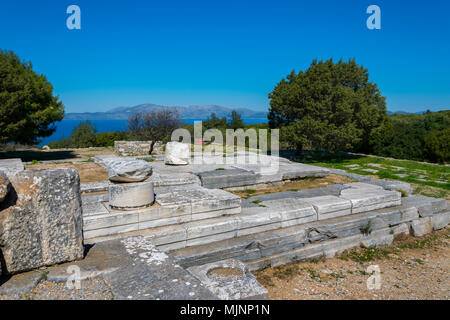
64, 102, 437, 120
64, 103, 268, 120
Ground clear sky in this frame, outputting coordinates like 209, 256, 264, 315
1, 0, 449, 113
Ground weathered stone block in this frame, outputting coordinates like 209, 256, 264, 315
302, 195, 351, 220
198, 168, 257, 189
402, 195, 447, 217
410, 217, 434, 237
114, 141, 152, 156
0, 168, 84, 274
391, 223, 410, 236
340, 189, 401, 214
360, 228, 394, 248
165, 142, 190, 165
432, 211, 449, 230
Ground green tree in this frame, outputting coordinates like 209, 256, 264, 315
268, 58, 387, 153
204, 112, 227, 129
0, 50, 64, 145
71, 121, 98, 148
370, 119, 426, 161
228, 110, 244, 130
424, 128, 450, 163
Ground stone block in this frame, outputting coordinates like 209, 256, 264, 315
432, 211, 450, 230
165, 142, 190, 165
83, 211, 138, 231
360, 228, 394, 248
410, 217, 434, 237
83, 223, 139, 239
186, 217, 239, 240
0, 168, 84, 274
82, 201, 110, 216
402, 195, 447, 217
340, 189, 401, 213
391, 223, 410, 236
198, 168, 257, 189
114, 141, 152, 156
80, 181, 109, 193
302, 195, 351, 220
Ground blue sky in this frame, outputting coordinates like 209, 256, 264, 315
1, 0, 449, 113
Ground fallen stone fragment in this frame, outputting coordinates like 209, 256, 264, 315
165, 142, 190, 165
107, 159, 153, 182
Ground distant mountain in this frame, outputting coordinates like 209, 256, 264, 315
64, 103, 268, 120
387, 110, 431, 115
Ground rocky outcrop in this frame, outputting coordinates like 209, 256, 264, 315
165, 142, 190, 165
107, 159, 153, 183
0, 168, 84, 275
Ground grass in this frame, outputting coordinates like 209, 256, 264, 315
290, 151, 449, 199
339, 246, 396, 263
361, 221, 373, 236
142, 157, 155, 162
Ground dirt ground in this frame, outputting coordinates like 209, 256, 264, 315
26, 162, 108, 183
231, 174, 355, 198
254, 228, 449, 300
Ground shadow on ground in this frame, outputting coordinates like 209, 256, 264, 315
279, 150, 363, 165
0, 150, 78, 162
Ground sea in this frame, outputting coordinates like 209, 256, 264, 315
39, 118, 268, 146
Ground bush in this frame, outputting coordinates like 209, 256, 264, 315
370, 110, 450, 163
424, 128, 450, 163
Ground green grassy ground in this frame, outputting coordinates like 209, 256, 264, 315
290, 152, 449, 199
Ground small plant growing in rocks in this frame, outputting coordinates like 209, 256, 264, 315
361, 220, 373, 236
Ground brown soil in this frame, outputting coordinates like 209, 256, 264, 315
231, 174, 355, 198
254, 228, 450, 300
26, 162, 108, 183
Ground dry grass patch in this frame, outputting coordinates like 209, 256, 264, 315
26, 161, 108, 183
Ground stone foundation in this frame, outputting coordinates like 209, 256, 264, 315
114, 141, 163, 156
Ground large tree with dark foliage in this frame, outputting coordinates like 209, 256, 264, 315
0, 50, 64, 145
268, 58, 387, 153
